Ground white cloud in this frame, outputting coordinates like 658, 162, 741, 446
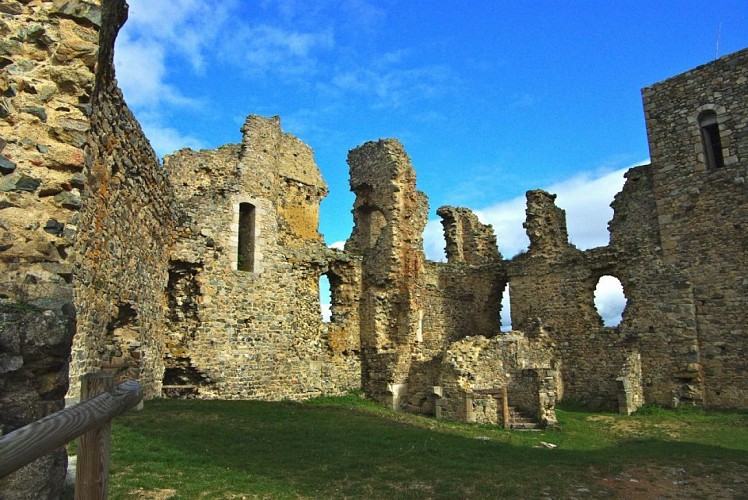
329, 241, 346, 250
113, 0, 239, 155
139, 121, 207, 158
328, 61, 453, 110
474, 196, 529, 259
424, 166, 635, 261
594, 275, 627, 327
115, 0, 229, 108
228, 25, 334, 76
114, 34, 198, 110
548, 167, 631, 250
321, 303, 331, 323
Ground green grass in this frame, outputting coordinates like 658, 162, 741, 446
102, 396, 748, 499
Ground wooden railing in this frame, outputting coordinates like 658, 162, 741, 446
0, 373, 142, 499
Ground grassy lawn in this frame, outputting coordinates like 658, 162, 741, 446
101, 394, 748, 499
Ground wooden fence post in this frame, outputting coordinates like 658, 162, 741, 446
76, 373, 114, 500
502, 387, 510, 430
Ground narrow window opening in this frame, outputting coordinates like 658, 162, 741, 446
320, 274, 332, 323
594, 275, 627, 327
500, 283, 512, 332
238, 202, 256, 272
699, 110, 725, 170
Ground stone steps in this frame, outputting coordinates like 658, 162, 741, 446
507, 406, 542, 430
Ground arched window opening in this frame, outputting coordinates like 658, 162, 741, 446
594, 275, 627, 327
698, 110, 725, 170
320, 274, 332, 323
500, 284, 512, 332
238, 202, 256, 272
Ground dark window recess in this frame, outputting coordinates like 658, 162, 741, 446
699, 111, 725, 170
238, 203, 256, 272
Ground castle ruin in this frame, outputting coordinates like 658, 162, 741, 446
1, 1, 746, 496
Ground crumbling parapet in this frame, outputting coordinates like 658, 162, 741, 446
523, 190, 572, 257
437, 206, 502, 264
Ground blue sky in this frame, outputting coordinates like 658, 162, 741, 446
113, 1, 747, 326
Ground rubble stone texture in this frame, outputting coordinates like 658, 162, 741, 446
161, 115, 359, 399
1, 3, 746, 496
0, 0, 100, 497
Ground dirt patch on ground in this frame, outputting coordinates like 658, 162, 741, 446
549, 461, 748, 498
127, 488, 177, 499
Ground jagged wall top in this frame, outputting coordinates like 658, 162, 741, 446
240, 114, 326, 191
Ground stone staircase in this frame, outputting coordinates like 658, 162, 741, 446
507, 406, 541, 430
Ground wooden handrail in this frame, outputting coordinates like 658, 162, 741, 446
0, 379, 142, 478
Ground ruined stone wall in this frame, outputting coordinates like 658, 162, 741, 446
503, 50, 746, 410
506, 192, 633, 409
163, 115, 359, 400
70, 0, 178, 400
0, 1, 99, 496
505, 179, 701, 410
436, 331, 557, 426
344, 141, 513, 413
606, 164, 701, 406
346, 139, 428, 405
641, 49, 748, 408
412, 213, 505, 412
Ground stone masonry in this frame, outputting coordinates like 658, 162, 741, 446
162, 115, 359, 400
1, 5, 746, 496
1, 1, 100, 497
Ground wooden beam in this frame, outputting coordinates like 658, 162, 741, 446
0, 380, 142, 479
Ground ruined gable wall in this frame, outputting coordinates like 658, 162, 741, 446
507, 191, 637, 410
642, 48, 748, 407
163, 116, 358, 400
71, 0, 178, 400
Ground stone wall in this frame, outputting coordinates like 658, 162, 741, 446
0, 1, 100, 496
162, 115, 359, 400
2, 10, 745, 487
506, 192, 632, 410
345, 139, 429, 405
641, 48, 748, 407
436, 328, 558, 426
499, 50, 746, 410
70, 0, 178, 400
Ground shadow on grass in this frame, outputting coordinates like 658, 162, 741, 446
108, 399, 748, 499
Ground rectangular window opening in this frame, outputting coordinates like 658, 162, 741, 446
701, 123, 725, 170
238, 203, 256, 272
